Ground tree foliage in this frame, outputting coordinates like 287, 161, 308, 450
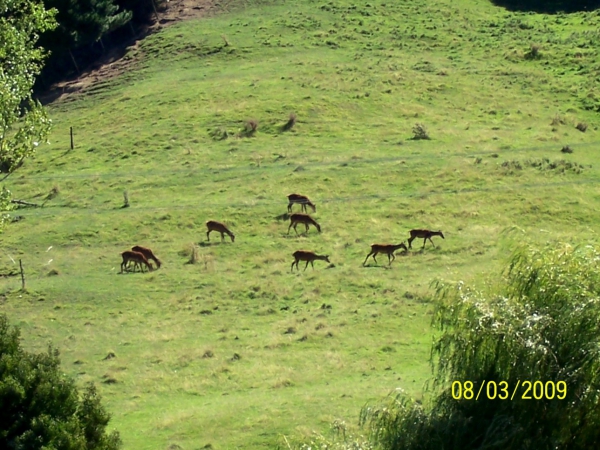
490, 0, 600, 13
40, 0, 131, 53
114, 0, 157, 24
0, 314, 122, 449
360, 243, 600, 450
0, 0, 56, 175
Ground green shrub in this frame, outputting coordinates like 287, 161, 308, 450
0, 314, 121, 450
360, 243, 600, 450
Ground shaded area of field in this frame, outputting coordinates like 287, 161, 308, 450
491, 0, 600, 13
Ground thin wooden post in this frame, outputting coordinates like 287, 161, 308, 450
19, 259, 25, 290
69, 49, 80, 74
150, 0, 160, 23
70, 126, 74, 150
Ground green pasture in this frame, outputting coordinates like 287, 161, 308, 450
2, 0, 600, 448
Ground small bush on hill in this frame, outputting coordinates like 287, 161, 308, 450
411, 123, 430, 140
524, 43, 542, 59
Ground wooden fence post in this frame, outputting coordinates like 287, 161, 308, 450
150, 0, 160, 23
70, 126, 74, 150
19, 259, 25, 290
69, 49, 80, 74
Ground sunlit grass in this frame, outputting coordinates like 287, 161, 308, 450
2, 0, 600, 448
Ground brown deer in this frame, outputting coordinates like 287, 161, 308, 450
291, 250, 330, 271
287, 194, 316, 213
287, 213, 321, 235
132, 246, 162, 269
363, 243, 408, 266
407, 229, 445, 249
120, 251, 153, 273
206, 220, 235, 242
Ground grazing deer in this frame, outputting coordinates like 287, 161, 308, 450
288, 213, 321, 235
407, 229, 445, 249
132, 245, 162, 269
287, 194, 316, 213
120, 251, 153, 273
363, 243, 408, 266
291, 250, 330, 271
206, 220, 235, 242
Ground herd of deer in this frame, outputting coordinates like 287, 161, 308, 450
119, 193, 444, 273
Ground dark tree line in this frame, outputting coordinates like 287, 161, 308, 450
490, 0, 600, 13
36, 0, 163, 87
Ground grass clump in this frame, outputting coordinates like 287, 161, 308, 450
185, 244, 199, 264
411, 123, 430, 140
524, 43, 542, 60
500, 158, 584, 174
208, 127, 229, 141
241, 119, 258, 137
560, 145, 573, 154
281, 113, 297, 132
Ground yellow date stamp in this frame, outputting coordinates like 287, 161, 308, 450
451, 380, 567, 401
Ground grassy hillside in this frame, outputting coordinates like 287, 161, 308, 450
2, 0, 600, 448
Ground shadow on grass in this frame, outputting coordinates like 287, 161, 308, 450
362, 264, 392, 269
490, 0, 600, 13
198, 241, 221, 247
407, 247, 440, 254
283, 233, 316, 238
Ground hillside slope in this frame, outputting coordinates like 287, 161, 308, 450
3, 0, 600, 448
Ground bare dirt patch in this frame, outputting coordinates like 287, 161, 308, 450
40, 0, 234, 105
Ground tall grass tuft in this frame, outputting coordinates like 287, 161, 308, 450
281, 113, 297, 132
411, 123, 430, 140
187, 244, 199, 264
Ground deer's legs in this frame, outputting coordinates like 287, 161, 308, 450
363, 252, 374, 266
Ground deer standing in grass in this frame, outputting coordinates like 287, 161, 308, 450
288, 213, 321, 235
206, 220, 235, 242
291, 250, 330, 271
120, 251, 153, 273
363, 243, 408, 266
407, 229, 445, 249
287, 194, 316, 213
132, 246, 162, 269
